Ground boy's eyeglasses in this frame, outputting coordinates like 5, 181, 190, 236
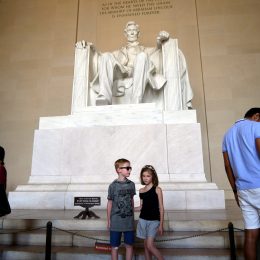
119, 166, 132, 171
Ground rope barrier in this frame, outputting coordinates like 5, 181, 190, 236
0, 222, 241, 258
155, 227, 229, 243
0, 225, 244, 243
233, 227, 244, 232
52, 225, 240, 243
0, 226, 45, 235
53, 227, 109, 242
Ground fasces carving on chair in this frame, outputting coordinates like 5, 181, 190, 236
71, 21, 193, 113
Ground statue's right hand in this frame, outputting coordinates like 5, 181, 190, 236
75, 40, 87, 48
76, 40, 94, 49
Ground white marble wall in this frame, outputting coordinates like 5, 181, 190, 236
30, 123, 205, 183
8, 106, 225, 210
31, 124, 168, 181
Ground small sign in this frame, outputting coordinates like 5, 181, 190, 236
74, 197, 101, 219
74, 197, 101, 207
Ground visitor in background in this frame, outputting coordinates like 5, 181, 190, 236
222, 107, 260, 260
0, 145, 11, 217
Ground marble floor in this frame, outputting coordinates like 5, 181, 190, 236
0, 200, 246, 259
0, 199, 244, 236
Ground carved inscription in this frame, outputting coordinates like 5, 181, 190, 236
99, 0, 173, 18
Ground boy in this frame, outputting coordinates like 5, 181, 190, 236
107, 158, 136, 260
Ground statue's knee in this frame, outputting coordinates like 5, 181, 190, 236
135, 52, 149, 67
101, 52, 114, 62
136, 52, 148, 61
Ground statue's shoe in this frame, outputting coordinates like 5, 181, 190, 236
96, 95, 109, 106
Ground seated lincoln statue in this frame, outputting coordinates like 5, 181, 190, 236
71, 21, 193, 113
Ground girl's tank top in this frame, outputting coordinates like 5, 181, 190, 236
139, 186, 160, 221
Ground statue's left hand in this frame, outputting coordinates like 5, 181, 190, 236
156, 31, 170, 48
157, 31, 170, 42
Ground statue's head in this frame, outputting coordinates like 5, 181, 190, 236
124, 21, 140, 42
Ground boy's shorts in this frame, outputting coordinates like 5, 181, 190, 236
136, 218, 160, 239
110, 230, 135, 247
238, 188, 260, 229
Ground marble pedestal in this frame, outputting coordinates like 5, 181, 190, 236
9, 104, 225, 210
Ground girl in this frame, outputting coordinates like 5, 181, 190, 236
136, 165, 164, 260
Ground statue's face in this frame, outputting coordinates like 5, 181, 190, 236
125, 24, 139, 42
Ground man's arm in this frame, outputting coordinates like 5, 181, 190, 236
0, 165, 6, 191
223, 152, 239, 206
256, 138, 260, 157
107, 200, 112, 229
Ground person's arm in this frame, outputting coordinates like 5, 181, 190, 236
107, 200, 112, 229
156, 186, 164, 235
0, 165, 6, 191
223, 152, 239, 206
256, 138, 260, 157
134, 188, 143, 211
131, 197, 135, 212
134, 199, 143, 211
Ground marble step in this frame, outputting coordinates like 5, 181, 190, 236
0, 245, 244, 260
1, 219, 244, 232
0, 208, 244, 232
0, 202, 245, 256
0, 229, 244, 249
0, 209, 244, 232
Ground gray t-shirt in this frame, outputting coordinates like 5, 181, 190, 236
107, 179, 136, 231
